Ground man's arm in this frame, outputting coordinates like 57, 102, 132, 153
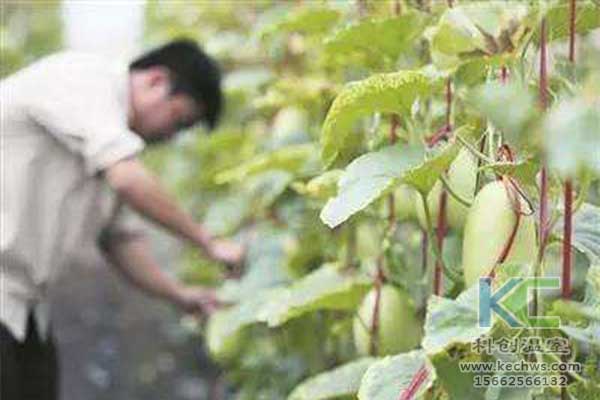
104, 158, 243, 265
100, 232, 219, 315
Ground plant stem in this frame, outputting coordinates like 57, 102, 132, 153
561, 8, 577, 397
534, 17, 550, 326
434, 190, 447, 296
388, 115, 400, 227
369, 255, 384, 356
562, 0, 577, 301
455, 133, 495, 163
440, 174, 472, 207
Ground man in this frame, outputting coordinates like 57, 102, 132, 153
0, 39, 244, 399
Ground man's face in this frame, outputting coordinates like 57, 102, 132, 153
129, 67, 202, 143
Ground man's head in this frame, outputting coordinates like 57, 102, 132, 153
128, 39, 222, 143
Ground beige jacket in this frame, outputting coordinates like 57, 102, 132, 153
1, 51, 145, 342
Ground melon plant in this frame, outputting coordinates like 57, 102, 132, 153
353, 285, 422, 356
146, 1, 600, 399
415, 148, 477, 231
462, 180, 537, 287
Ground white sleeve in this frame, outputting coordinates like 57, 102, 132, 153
25, 53, 145, 176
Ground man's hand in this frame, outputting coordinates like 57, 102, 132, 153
206, 239, 245, 266
172, 285, 221, 316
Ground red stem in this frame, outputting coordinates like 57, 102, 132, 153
388, 116, 399, 225
445, 78, 452, 128
421, 230, 428, 273
399, 365, 429, 400
369, 258, 384, 356
562, 0, 577, 301
568, 0, 576, 63
394, 0, 402, 15
434, 190, 447, 295
500, 65, 509, 84
562, 180, 573, 298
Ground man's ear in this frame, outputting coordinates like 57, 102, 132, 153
147, 66, 172, 91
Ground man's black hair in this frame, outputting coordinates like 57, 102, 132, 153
130, 39, 223, 130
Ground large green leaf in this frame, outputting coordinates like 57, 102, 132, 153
320, 71, 432, 167
560, 266, 600, 349
202, 193, 252, 236
208, 287, 285, 350
320, 131, 472, 229
422, 284, 491, 355
319, 144, 425, 228
218, 227, 292, 303
260, 264, 371, 327
288, 357, 376, 400
480, 157, 540, 188
430, 352, 487, 400
542, 1, 600, 43
555, 203, 600, 264
430, 2, 533, 55
544, 95, 600, 177
324, 13, 427, 64
357, 350, 436, 400
263, 6, 341, 37
216, 143, 319, 183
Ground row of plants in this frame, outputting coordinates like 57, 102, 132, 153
144, 1, 600, 399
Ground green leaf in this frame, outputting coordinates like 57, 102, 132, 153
324, 13, 427, 64
542, 1, 600, 43
244, 170, 293, 209
480, 157, 540, 188
555, 203, 600, 264
544, 96, 600, 177
319, 144, 425, 228
288, 357, 376, 400
260, 264, 371, 327
216, 144, 319, 183
357, 350, 436, 400
430, 352, 487, 400
292, 169, 343, 200
264, 6, 341, 37
320, 71, 432, 167
202, 193, 252, 236
468, 81, 537, 146
218, 227, 292, 303
584, 264, 600, 309
430, 2, 535, 63
560, 266, 600, 349
209, 287, 285, 348
402, 127, 473, 194
430, 7, 488, 56
422, 284, 491, 355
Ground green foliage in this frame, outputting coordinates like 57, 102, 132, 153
422, 285, 490, 354
320, 144, 426, 228
1, 1, 63, 77
324, 13, 428, 68
261, 264, 371, 327
288, 357, 376, 400
320, 71, 433, 166
143, 1, 600, 398
357, 350, 436, 400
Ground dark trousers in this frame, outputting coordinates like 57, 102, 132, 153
0, 313, 58, 400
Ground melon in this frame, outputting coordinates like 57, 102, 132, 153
353, 285, 422, 356
462, 180, 537, 287
415, 148, 477, 231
